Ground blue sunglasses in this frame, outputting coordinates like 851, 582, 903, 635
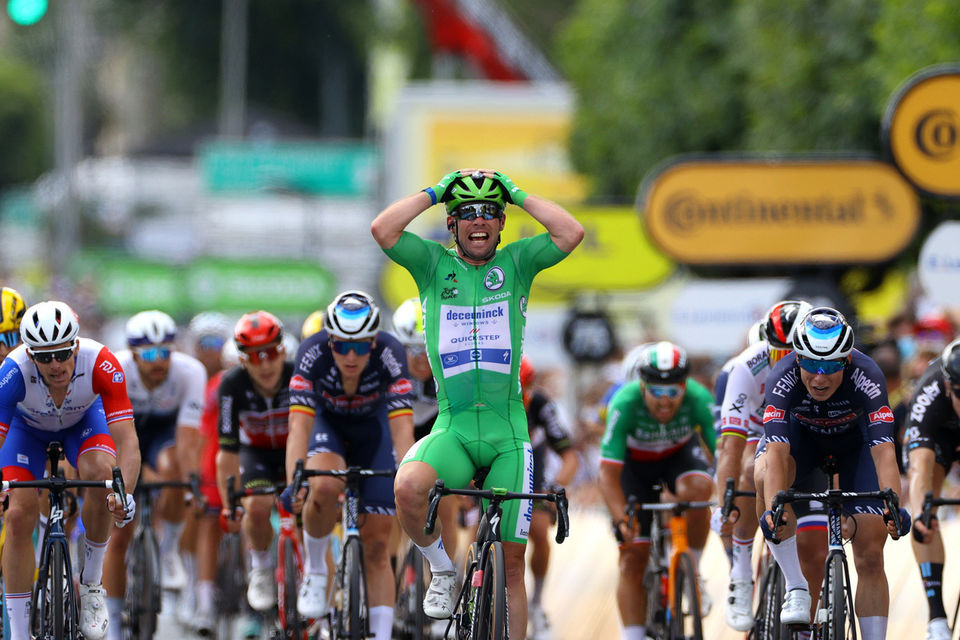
645, 384, 683, 398
137, 346, 172, 362
797, 356, 846, 375
197, 335, 226, 351
330, 340, 372, 356
0, 331, 20, 348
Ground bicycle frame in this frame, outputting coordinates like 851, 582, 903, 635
1, 441, 126, 640
228, 477, 309, 640
424, 480, 570, 640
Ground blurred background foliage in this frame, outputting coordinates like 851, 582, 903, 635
0, 0, 958, 200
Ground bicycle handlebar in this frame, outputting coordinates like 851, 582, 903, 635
424, 479, 570, 543
721, 477, 757, 523
771, 487, 901, 541
0, 466, 127, 511
919, 491, 960, 532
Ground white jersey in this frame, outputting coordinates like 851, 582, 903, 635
0, 338, 133, 434
719, 341, 772, 443
115, 350, 207, 431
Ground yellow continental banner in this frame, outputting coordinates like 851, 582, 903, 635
641, 157, 920, 265
884, 65, 960, 197
378, 206, 673, 309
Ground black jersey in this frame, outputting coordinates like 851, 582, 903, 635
217, 362, 294, 452
288, 329, 413, 420
763, 350, 895, 448
526, 390, 573, 455
904, 358, 960, 456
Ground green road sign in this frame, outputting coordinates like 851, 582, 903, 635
198, 141, 378, 196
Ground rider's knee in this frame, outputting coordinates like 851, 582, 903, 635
394, 470, 431, 513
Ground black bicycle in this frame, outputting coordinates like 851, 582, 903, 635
719, 477, 790, 640
122, 474, 201, 640
917, 491, 960, 636
0, 441, 126, 640
292, 462, 397, 640
393, 540, 429, 640
770, 456, 903, 640
424, 480, 569, 640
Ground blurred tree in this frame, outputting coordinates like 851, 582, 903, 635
557, 0, 745, 199
557, 0, 960, 202
0, 56, 49, 188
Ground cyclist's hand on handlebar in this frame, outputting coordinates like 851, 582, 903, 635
219, 507, 242, 533
912, 514, 938, 543
883, 506, 911, 539
760, 509, 788, 543
711, 505, 737, 537
108, 492, 136, 528
279, 483, 307, 514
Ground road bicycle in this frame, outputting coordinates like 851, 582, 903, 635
424, 479, 570, 640
0, 440, 126, 640
393, 540, 429, 640
123, 474, 201, 640
228, 476, 314, 640
292, 462, 396, 640
770, 455, 903, 640
719, 477, 792, 640
917, 491, 960, 638
628, 493, 712, 640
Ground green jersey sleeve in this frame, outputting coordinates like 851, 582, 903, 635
685, 378, 717, 454
382, 231, 446, 289
599, 381, 641, 464
504, 233, 569, 288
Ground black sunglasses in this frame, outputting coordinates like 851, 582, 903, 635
454, 203, 503, 221
30, 347, 75, 364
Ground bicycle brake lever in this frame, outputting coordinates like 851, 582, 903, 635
424, 480, 445, 536
111, 467, 127, 509
555, 488, 569, 544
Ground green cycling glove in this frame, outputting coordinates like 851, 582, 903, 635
424, 170, 462, 206
494, 171, 528, 208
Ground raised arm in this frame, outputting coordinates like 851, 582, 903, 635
371, 170, 467, 249
492, 170, 583, 253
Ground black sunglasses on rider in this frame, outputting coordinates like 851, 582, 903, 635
30, 346, 75, 364
453, 203, 503, 221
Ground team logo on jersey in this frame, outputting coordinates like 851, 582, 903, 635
763, 405, 785, 422
112, 371, 124, 383
484, 267, 505, 291
389, 379, 413, 395
289, 375, 313, 392
445, 272, 458, 283
869, 406, 895, 423
441, 287, 458, 300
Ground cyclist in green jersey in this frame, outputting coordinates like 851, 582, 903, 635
599, 342, 717, 640
371, 168, 583, 639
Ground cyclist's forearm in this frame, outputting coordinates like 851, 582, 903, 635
216, 449, 240, 507
370, 192, 432, 249
764, 443, 789, 512
598, 462, 626, 520
553, 450, 579, 487
389, 413, 414, 462
908, 448, 936, 509
110, 418, 141, 491
285, 410, 313, 482
521, 195, 584, 253
715, 435, 746, 490
175, 424, 201, 476
871, 442, 901, 500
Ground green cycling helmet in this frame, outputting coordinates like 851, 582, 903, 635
444, 172, 508, 214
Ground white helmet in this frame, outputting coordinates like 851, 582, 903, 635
126, 310, 177, 348
622, 343, 653, 381
20, 301, 79, 349
221, 340, 241, 368
188, 311, 232, 340
747, 321, 765, 346
392, 298, 425, 347
325, 290, 380, 340
792, 307, 855, 360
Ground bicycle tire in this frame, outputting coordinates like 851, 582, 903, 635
474, 541, 507, 640
340, 536, 369, 640
31, 543, 49, 639
456, 542, 481, 639
823, 553, 849, 640
127, 529, 160, 640
394, 543, 428, 640
753, 553, 786, 640
282, 536, 305, 640
216, 532, 247, 616
670, 551, 703, 640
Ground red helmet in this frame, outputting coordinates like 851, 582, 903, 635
234, 311, 283, 349
520, 356, 535, 389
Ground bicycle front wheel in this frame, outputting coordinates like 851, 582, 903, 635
282, 537, 305, 640
474, 541, 507, 640
340, 536, 369, 640
457, 542, 481, 639
670, 551, 703, 640
394, 543, 428, 640
754, 553, 786, 640
129, 529, 160, 640
822, 553, 850, 640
